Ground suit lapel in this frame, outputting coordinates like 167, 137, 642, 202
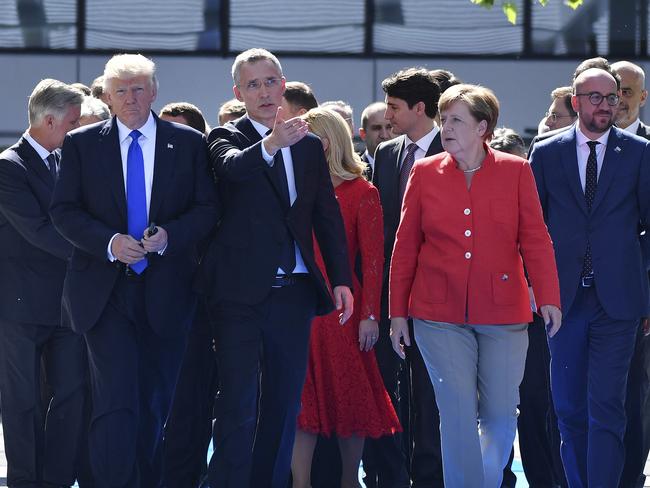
425, 131, 444, 157
590, 129, 624, 214
149, 114, 176, 222
98, 118, 128, 222
559, 128, 588, 215
16, 137, 53, 189
290, 142, 304, 209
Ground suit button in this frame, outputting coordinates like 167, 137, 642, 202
465, 230, 471, 237
464, 208, 471, 215
465, 252, 472, 259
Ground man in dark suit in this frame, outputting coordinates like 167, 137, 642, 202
530, 67, 650, 488
358, 101, 394, 181
196, 48, 353, 488
369, 68, 443, 488
0, 79, 85, 488
50, 54, 219, 488
611, 60, 650, 488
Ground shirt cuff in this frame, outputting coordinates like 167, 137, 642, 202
107, 233, 119, 262
158, 242, 167, 256
260, 138, 276, 166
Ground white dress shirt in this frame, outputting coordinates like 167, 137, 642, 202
107, 112, 163, 261
250, 117, 308, 275
401, 126, 439, 168
621, 118, 641, 136
23, 132, 57, 171
363, 150, 375, 173
575, 125, 610, 192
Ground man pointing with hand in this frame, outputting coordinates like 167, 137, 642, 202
196, 48, 353, 488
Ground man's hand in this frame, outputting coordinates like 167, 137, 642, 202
333, 286, 353, 325
359, 318, 379, 352
263, 106, 309, 155
540, 304, 563, 338
141, 226, 168, 253
390, 317, 411, 359
111, 234, 147, 264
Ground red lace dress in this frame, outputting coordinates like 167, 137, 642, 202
297, 177, 402, 438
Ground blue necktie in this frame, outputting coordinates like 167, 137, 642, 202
127, 130, 148, 274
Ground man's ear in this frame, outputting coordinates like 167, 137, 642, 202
233, 85, 244, 102
640, 89, 648, 108
359, 127, 367, 141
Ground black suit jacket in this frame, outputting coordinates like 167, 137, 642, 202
637, 121, 650, 140
360, 151, 373, 180
372, 132, 443, 280
0, 137, 72, 325
196, 116, 351, 316
50, 114, 219, 336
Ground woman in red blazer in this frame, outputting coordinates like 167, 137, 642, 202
389, 84, 562, 488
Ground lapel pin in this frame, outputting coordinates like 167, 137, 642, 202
614, 146, 621, 153
167, 143, 174, 149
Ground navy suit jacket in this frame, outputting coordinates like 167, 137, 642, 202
372, 132, 443, 283
0, 137, 72, 325
50, 114, 219, 336
530, 126, 650, 320
196, 116, 351, 316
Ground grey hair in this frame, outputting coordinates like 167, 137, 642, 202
103, 53, 158, 91
321, 100, 354, 123
489, 127, 526, 158
231, 48, 282, 86
28, 78, 84, 127
80, 96, 110, 121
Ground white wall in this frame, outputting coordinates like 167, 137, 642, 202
1, 53, 646, 147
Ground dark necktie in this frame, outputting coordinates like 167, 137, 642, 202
581, 140, 599, 278
46, 153, 58, 181
127, 130, 148, 274
399, 143, 419, 202
266, 138, 296, 275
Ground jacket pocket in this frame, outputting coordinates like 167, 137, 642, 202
413, 267, 447, 304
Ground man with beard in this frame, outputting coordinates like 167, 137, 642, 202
611, 60, 650, 488
529, 68, 650, 488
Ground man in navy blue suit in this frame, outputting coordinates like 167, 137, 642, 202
530, 66, 650, 488
196, 48, 353, 488
50, 54, 219, 487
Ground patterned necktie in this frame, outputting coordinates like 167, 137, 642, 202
127, 130, 148, 274
46, 153, 57, 181
399, 143, 419, 202
581, 140, 599, 278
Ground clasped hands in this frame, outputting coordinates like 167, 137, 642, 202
111, 226, 167, 265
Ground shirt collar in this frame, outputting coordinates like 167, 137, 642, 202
575, 123, 610, 148
363, 150, 374, 165
621, 118, 641, 136
248, 116, 271, 138
404, 125, 440, 153
23, 132, 53, 161
116, 111, 156, 144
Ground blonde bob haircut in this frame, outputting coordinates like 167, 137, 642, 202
438, 83, 500, 140
302, 107, 365, 181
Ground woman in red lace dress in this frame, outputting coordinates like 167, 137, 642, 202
291, 108, 401, 488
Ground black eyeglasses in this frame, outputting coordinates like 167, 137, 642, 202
545, 112, 575, 123
575, 92, 620, 106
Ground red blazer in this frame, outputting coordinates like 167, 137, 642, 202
389, 147, 560, 325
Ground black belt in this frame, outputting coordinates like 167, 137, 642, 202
272, 273, 309, 288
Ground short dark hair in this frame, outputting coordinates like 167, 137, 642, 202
283, 81, 318, 111
489, 127, 526, 158
381, 68, 440, 119
218, 98, 246, 125
573, 57, 621, 90
429, 69, 462, 94
550, 86, 577, 118
159, 102, 208, 134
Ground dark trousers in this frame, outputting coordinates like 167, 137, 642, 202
0, 319, 86, 487
619, 324, 650, 488
361, 295, 411, 488
549, 286, 638, 488
162, 304, 217, 488
203, 280, 317, 488
518, 315, 567, 488
84, 277, 187, 488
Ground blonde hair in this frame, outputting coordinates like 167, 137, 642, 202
438, 83, 500, 140
302, 107, 365, 181
103, 53, 158, 91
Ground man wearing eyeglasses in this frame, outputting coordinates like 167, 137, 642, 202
529, 67, 650, 488
612, 60, 650, 488
196, 48, 353, 488
544, 86, 578, 132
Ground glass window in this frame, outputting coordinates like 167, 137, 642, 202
229, 0, 365, 53
0, 0, 76, 49
85, 0, 221, 51
373, 0, 523, 54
